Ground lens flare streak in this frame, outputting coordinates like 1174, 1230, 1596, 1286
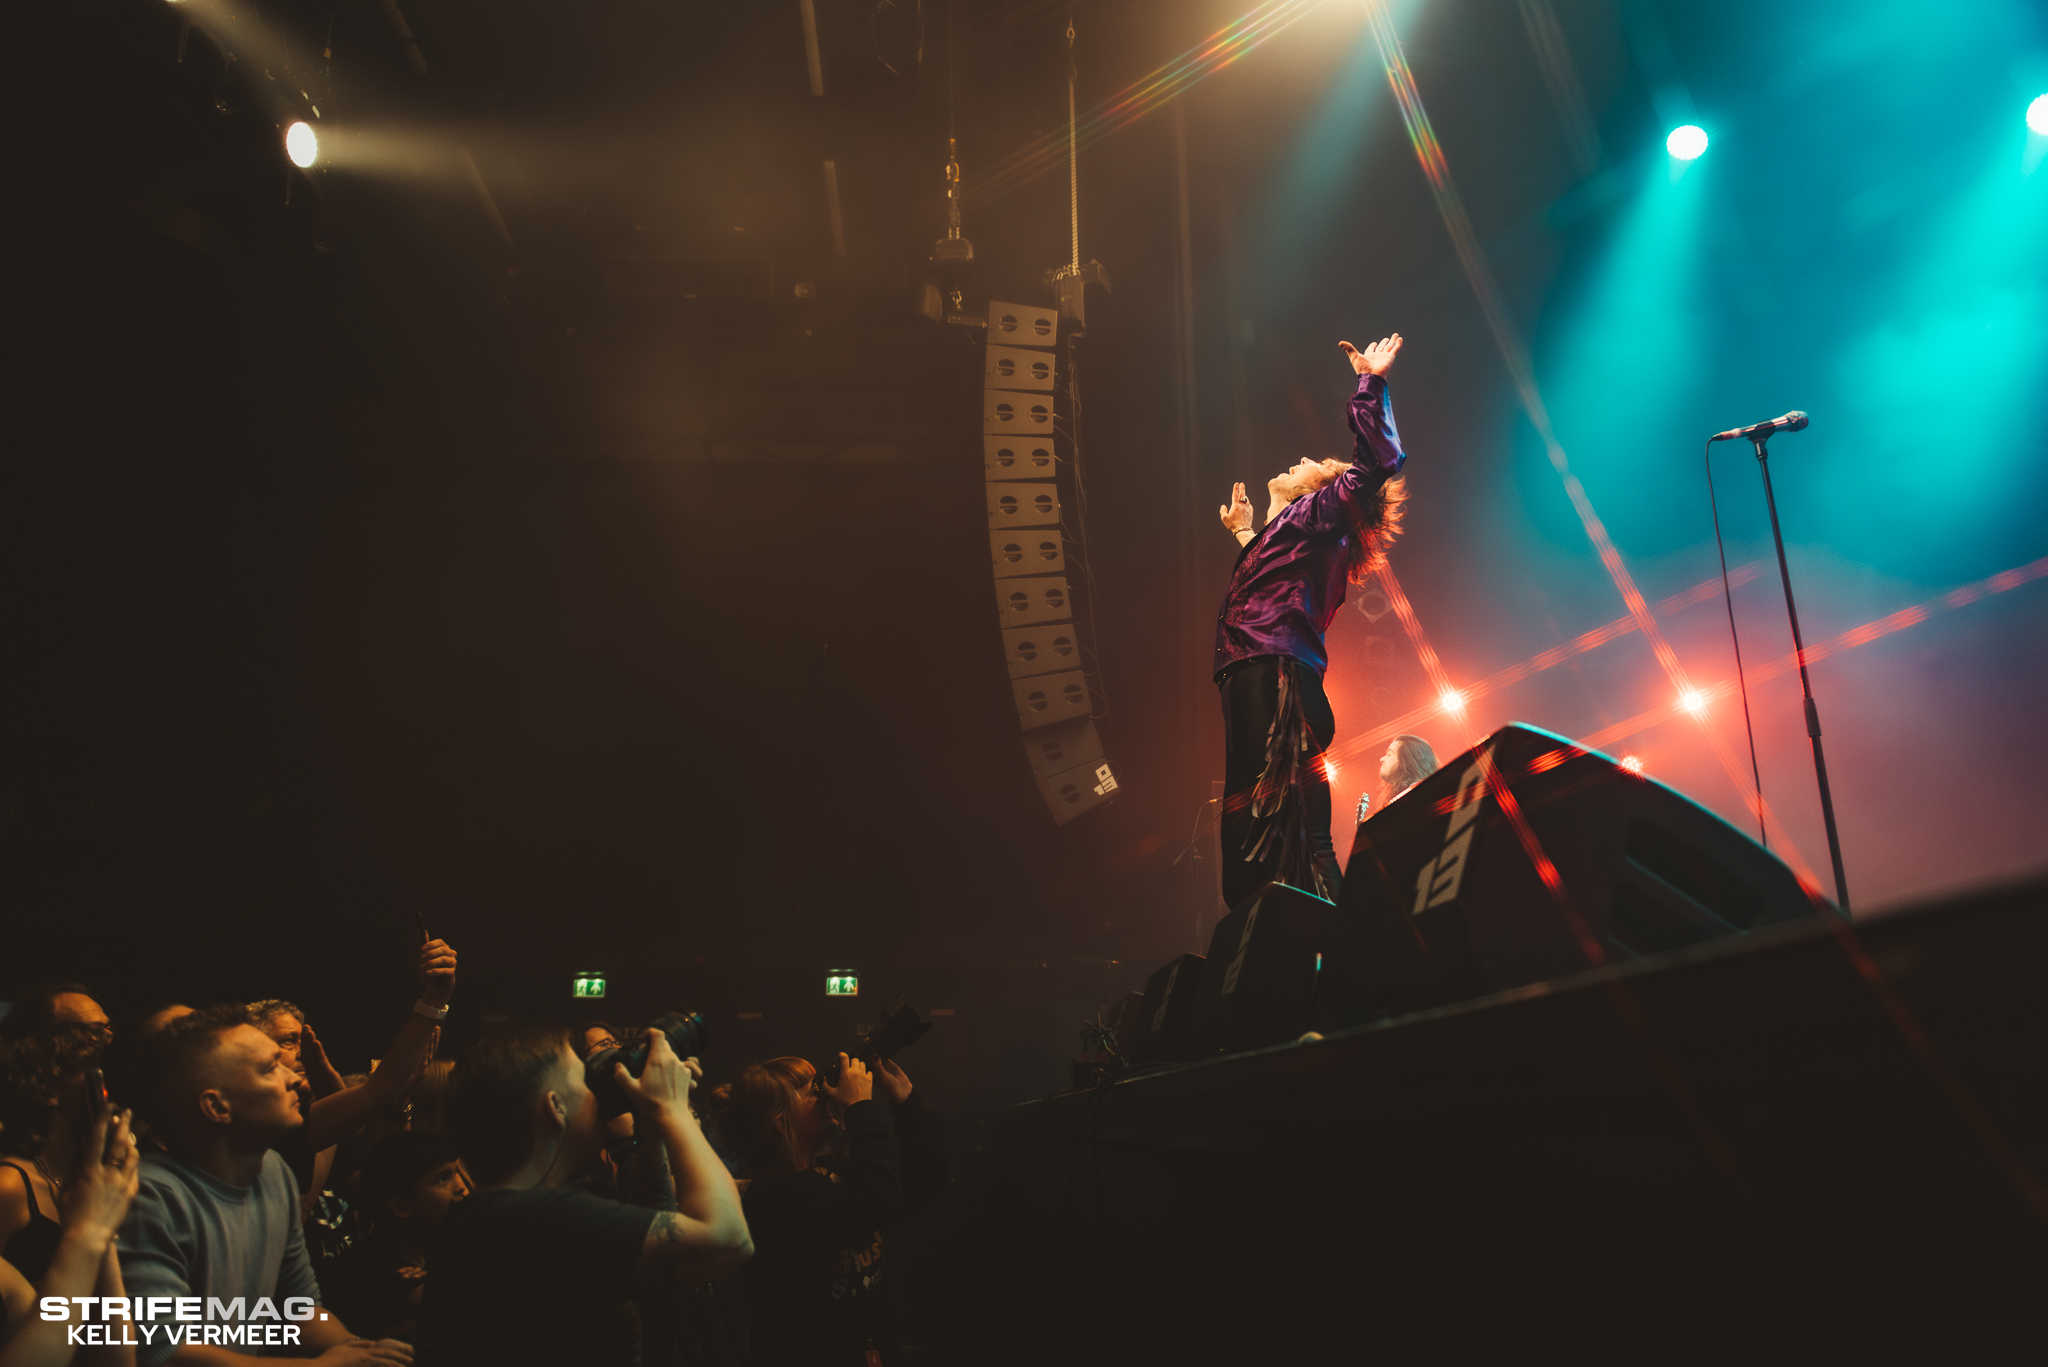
966, 0, 1332, 208
1338, 563, 1761, 767
1577, 553, 2048, 755
1376, 563, 1475, 748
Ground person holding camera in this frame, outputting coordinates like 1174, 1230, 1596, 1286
414, 1026, 750, 1366
713, 1054, 945, 1367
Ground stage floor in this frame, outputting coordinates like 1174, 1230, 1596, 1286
951, 876, 2048, 1363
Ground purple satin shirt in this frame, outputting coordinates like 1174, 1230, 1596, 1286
1214, 371, 1408, 680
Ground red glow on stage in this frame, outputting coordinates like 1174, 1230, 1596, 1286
1333, 563, 1761, 770
1579, 552, 2048, 754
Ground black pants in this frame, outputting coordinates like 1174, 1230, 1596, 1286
1218, 655, 1338, 910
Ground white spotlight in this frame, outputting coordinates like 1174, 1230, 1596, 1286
285, 121, 319, 169
1666, 124, 1708, 161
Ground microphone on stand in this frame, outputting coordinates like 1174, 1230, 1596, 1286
1711, 411, 1809, 442
1355, 791, 1372, 824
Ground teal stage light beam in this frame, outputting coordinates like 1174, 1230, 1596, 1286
1534, 151, 1711, 550
1822, 114, 2048, 558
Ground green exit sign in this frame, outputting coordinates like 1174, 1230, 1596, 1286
825, 972, 859, 997
572, 974, 607, 999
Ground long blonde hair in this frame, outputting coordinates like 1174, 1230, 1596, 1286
708, 1057, 817, 1176
1345, 475, 1407, 586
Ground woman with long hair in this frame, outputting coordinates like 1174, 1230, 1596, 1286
1216, 334, 1412, 907
1373, 734, 1439, 813
710, 1055, 945, 1366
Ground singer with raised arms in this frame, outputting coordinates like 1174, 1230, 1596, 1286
1214, 334, 1411, 909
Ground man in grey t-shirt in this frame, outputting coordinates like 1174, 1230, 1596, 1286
114, 1004, 411, 1367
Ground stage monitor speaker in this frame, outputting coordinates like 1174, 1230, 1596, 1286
1128, 954, 1206, 1064
1342, 723, 1825, 1018
1187, 882, 1344, 1055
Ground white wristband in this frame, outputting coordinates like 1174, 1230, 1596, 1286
413, 1000, 449, 1020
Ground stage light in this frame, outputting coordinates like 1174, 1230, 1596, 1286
1439, 688, 1466, 714
1321, 755, 1340, 784
2029, 95, 2048, 137
1679, 689, 1708, 716
1620, 755, 1644, 774
285, 121, 319, 168
1665, 124, 1708, 160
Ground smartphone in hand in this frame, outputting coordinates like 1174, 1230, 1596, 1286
81, 1066, 108, 1134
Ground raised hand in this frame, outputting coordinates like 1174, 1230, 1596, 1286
1218, 482, 1253, 537
418, 937, 457, 1006
874, 1057, 913, 1106
1339, 333, 1403, 377
61, 1103, 141, 1246
299, 1020, 349, 1097
822, 1054, 873, 1108
615, 1029, 695, 1121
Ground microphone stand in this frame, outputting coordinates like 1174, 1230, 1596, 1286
1751, 433, 1850, 914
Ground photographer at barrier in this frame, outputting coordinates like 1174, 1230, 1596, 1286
414, 1026, 750, 1366
714, 1055, 946, 1367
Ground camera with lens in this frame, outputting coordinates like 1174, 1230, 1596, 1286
585, 1010, 711, 1120
819, 995, 931, 1090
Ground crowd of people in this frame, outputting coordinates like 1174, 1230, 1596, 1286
0, 946, 947, 1367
